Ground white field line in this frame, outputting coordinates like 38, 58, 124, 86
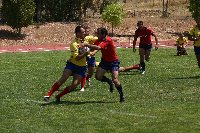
26, 99, 47, 104
109, 110, 157, 119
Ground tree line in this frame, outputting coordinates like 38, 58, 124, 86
0, 0, 199, 35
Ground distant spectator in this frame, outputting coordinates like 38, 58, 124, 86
175, 33, 188, 56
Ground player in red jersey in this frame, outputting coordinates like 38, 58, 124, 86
81, 27, 125, 103
133, 21, 158, 74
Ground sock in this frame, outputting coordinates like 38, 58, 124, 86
116, 84, 124, 96
140, 62, 145, 71
57, 87, 70, 98
101, 76, 112, 84
133, 64, 139, 69
47, 82, 60, 97
81, 77, 86, 88
86, 74, 92, 80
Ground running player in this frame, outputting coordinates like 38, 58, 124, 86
44, 25, 89, 102
132, 21, 158, 74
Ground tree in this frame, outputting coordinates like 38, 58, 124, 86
188, 0, 200, 21
162, 0, 169, 17
1, 0, 35, 34
101, 3, 125, 36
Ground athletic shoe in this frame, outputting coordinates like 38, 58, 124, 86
141, 71, 145, 75
120, 95, 125, 103
55, 96, 60, 102
44, 96, 50, 102
109, 82, 114, 93
80, 88, 85, 92
87, 79, 91, 86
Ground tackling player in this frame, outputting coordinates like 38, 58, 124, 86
81, 27, 125, 103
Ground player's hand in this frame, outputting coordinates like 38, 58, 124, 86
155, 45, 158, 50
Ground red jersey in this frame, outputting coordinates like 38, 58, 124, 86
135, 27, 154, 45
94, 36, 118, 62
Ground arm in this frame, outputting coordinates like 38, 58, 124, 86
132, 36, 137, 52
184, 30, 200, 41
90, 50, 99, 56
75, 47, 89, 61
82, 43, 101, 50
152, 33, 158, 50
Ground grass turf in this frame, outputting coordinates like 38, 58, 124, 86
0, 48, 200, 133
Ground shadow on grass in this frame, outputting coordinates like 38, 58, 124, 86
119, 71, 139, 75
0, 29, 26, 40
41, 100, 116, 106
170, 75, 200, 80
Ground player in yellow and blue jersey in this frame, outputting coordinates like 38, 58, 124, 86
80, 24, 98, 91
187, 17, 200, 68
44, 26, 89, 102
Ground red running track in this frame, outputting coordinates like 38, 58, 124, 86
0, 40, 193, 53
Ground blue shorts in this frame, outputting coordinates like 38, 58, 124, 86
139, 43, 152, 51
99, 58, 120, 72
65, 60, 87, 77
194, 46, 200, 55
86, 56, 96, 67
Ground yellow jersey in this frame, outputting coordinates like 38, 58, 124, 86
176, 37, 188, 46
84, 35, 98, 57
189, 26, 200, 46
84, 35, 98, 45
69, 38, 87, 66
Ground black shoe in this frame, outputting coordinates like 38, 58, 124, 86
109, 82, 114, 93
55, 96, 60, 102
120, 95, 125, 103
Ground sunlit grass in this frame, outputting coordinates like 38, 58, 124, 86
0, 48, 200, 133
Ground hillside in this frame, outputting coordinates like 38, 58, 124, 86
0, 0, 196, 46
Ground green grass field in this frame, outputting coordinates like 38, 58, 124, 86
0, 48, 200, 133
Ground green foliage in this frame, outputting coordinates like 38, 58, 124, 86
1, 0, 35, 34
102, 3, 125, 35
102, 3, 125, 27
188, 0, 200, 20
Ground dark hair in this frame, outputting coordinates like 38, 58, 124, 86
97, 27, 108, 36
137, 21, 143, 25
75, 25, 83, 33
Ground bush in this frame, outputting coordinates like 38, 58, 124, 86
188, 0, 200, 21
1, 0, 35, 34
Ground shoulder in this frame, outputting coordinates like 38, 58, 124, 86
106, 36, 112, 41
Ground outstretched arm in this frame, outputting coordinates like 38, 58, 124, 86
152, 33, 158, 50
81, 43, 101, 50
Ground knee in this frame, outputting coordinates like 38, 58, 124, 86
113, 78, 120, 86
